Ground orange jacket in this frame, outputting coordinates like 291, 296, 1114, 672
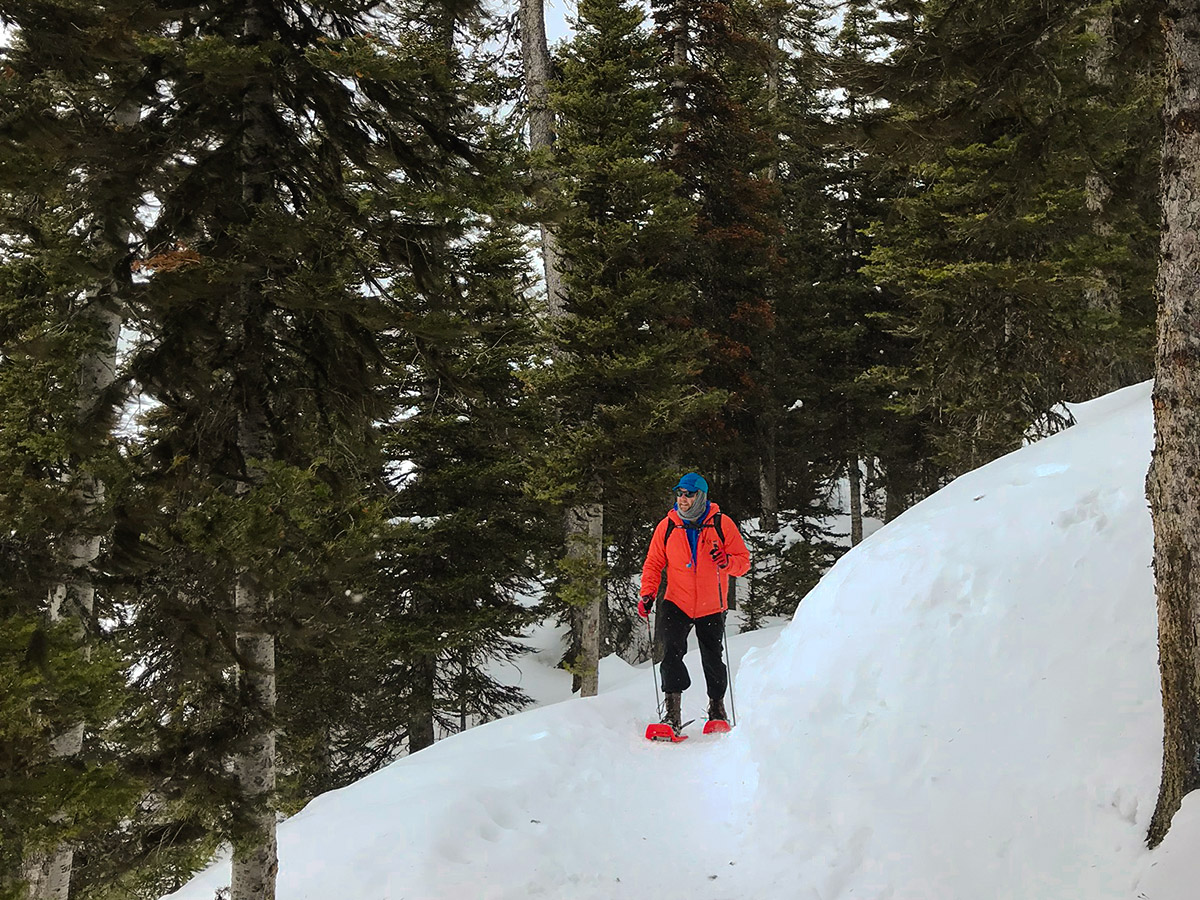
639, 502, 751, 619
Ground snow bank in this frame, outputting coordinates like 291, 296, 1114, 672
166, 381, 1196, 900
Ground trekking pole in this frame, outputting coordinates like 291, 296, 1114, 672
719, 577, 737, 727
722, 610, 737, 727
647, 611, 662, 717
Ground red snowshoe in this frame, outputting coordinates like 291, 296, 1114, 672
703, 698, 731, 734
645, 718, 693, 742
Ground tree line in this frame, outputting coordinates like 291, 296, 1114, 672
2, 1, 1195, 899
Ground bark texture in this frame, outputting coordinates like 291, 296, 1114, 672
1146, 0, 1200, 850
849, 456, 864, 547
26, 332, 115, 899
232, 577, 278, 899
567, 501, 605, 698
518, 0, 565, 319
230, 6, 279, 897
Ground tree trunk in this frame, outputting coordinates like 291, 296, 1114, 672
518, 0, 565, 319
459, 648, 470, 732
230, 6, 278, 898
663, 0, 689, 161
232, 576, 278, 899
1084, 7, 1121, 392
407, 654, 437, 752
25, 95, 135, 900
567, 500, 604, 697
758, 430, 779, 535
882, 453, 915, 524
26, 325, 118, 900
765, 0, 781, 185
1146, 0, 1200, 850
848, 456, 864, 546
519, 0, 604, 698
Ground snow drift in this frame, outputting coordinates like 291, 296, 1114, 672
166, 381, 1195, 900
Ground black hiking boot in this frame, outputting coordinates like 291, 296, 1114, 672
707, 696, 727, 721
663, 692, 682, 731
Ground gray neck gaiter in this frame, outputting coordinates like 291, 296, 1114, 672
678, 493, 708, 524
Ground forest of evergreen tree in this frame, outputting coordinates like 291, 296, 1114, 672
0, 0, 1167, 898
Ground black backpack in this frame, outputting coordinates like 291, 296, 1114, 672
663, 512, 726, 550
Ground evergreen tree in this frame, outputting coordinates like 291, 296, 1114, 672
536, 0, 717, 669
862, 0, 1159, 475
733, 0, 845, 623
0, 4, 164, 895
371, 14, 552, 753
518, 0, 610, 696
651, 0, 784, 522
106, 3, 480, 897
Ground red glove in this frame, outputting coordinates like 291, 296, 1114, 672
637, 596, 654, 619
710, 543, 729, 570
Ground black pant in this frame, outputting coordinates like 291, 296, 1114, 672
657, 599, 726, 699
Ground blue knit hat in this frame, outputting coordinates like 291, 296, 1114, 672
673, 472, 709, 493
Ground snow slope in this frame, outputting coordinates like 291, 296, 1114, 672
166, 381, 1195, 900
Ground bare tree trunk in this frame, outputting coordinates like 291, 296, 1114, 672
848, 456, 864, 547
1146, 0, 1200, 850
232, 577, 278, 899
518, 0, 565, 319
26, 327, 117, 900
519, 0, 604, 698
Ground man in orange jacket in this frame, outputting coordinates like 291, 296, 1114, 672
638, 472, 751, 732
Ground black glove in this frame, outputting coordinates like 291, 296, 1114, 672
710, 543, 729, 569
637, 596, 654, 619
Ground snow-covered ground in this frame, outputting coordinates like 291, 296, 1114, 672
165, 381, 1197, 900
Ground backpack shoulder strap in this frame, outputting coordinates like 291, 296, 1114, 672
664, 512, 726, 548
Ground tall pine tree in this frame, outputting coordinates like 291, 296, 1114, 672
535, 0, 717, 670
111, 3, 480, 896
862, 0, 1159, 475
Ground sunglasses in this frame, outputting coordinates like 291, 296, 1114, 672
675, 489, 698, 498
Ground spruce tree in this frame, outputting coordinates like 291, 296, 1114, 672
108, 3, 480, 896
651, 0, 784, 522
862, 0, 1159, 475
369, 10, 552, 754
0, 4, 163, 895
534, 0, 718, 669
